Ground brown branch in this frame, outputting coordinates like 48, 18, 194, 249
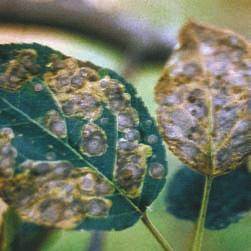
0, 0, 175, 63
87, 231, 106, 251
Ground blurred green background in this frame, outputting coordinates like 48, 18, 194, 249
0, 0, 250, 250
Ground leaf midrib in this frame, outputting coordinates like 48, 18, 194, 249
206, 87, 215, 175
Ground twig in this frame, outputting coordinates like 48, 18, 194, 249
191, 176, 214, 251
141, 212, 174, 251
87, 231, 105, 251
0, 0, 175, 63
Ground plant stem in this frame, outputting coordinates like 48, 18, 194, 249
0, 199, 8, 251
0, 228, 3, 251
88, 231, 105, 251
141, 212, 174, 251
191, 175, 214, 251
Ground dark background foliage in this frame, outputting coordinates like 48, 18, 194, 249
166, 163, 251, 230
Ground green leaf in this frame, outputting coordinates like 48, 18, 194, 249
155, 21, 250, 176
9, 224, 54, 251
0, 43, 167, 231
0, 199, 21, 251
165, 161, 251, 230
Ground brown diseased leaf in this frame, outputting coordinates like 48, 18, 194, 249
155, 21, 251, 176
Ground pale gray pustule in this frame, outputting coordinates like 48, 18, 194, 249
108, 94, 128, 112
0, 128, 16, 178
79, 173, 96, 192
216, 149, 231, 168
46, 151, 57, 161
33, 83, 43, 92
45, 110, 66, 138
20, 159, 34, 171
85, 198, 110, 217
80, 123, 107, 156
125, 129, 140, 142
230, 134, 247, 148
50, 121, 66, 137
163, 124, 184, 140
0, 74, 6, 86
213, 96, 227, 108
120, 163, 144, 180
39, 199, 64, 223
56, 75, 71, 88
145, 119, 153, 127
181, 62, 202, 78
79, 67, 99, 81
206, 58, 228, 77
118, 109, 138, 131
95, 181, 113, 195
32, 162, 51, 175
170, 62, 202, 80
161, 94, 181, 106
115, 163, 145, 191
179, 144, 198, 159
130, 154, 141, 163
118, 139, 137, 151
149, 163, 165, 179
82, 135, 107, 156
54, 162, 73, 177
62, 93, 100, 119
199, 43, 215, 55
0, 144, 17, 158
234, 120, 250, 134
62, 100, 75, 115
227, 72, 246, 87
71, 75, 83, 88
0, 128, 15, 139
99, 78, 110, 89
42, 180, 67, 190
147, 134, 158, 144
79, 94, 98, 110
226, 35, 245, 49
51, 58, 65, 70
0, 158, 14, 177
215, 106, 238, 136
170, 109, 195, 136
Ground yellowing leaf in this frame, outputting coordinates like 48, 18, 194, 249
155, 21, 250, 176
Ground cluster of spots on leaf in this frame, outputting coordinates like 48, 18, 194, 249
118, 108, 139, 132
0, 43, 168, 230
79, 123, 107, 157
44, 55, 161, 197
0, 160, 114, 229
115, 140, 152, 198
155, 21, 251, 176
44, 110, 67, 138
99, 76, 131, 112
99, 77, 158, 197
0, 49, 38, 91
0, 128, 17, 178
44, 56, 102, 120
